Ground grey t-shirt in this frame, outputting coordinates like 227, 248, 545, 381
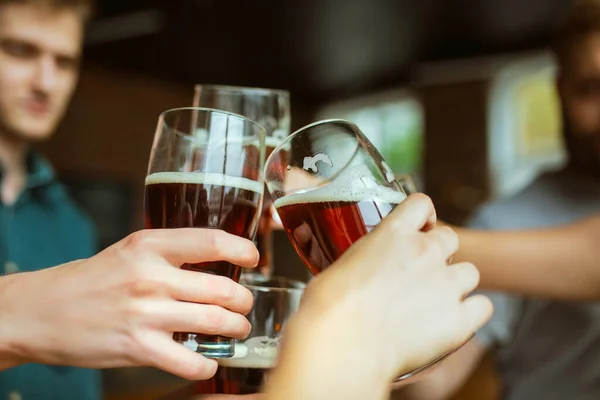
471, 170, 600, 400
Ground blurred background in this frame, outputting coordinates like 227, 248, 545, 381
40, 0, 572, 398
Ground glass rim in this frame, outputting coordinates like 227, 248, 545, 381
264, 118, 363, 195
158, 107, 267, 141
240, 276, 306, 294
194, 84, 290, 98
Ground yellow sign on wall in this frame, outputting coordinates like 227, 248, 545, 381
513, 71, 562, 158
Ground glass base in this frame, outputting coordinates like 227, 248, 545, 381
394, 334, 475, 383
197, 341, 234, 358
175, 332, 234, 358
240, 268, 271, 283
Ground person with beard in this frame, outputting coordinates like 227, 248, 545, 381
394, 1, 600, 399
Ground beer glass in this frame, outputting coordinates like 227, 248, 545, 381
193, 85, 291, 280
159, 277, 305, 399
144, 107, 266, 358
264, 119, 408, 275
396, 174, 418, 195
264, 119, 460, 381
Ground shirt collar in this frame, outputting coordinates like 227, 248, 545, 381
0, 150, 56, 191
25, 151, 56, 190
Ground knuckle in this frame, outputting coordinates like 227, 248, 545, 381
239, 318, 252, 338
202, 306, 228, 333
451, 262, 478, 280
221, 278, 239, 303
460, 261, 479, 276
207, 230, 227, 258
209, 276, 240, 305
444, 267, 464, 290
460, 262, 480, 287
133, 279, 161, 297
125, 265, 162, 296
420, 236, 440, 258
125, 230, 155, 254
386, 213, 410, 234
427, 236, 452, 262
439, 225, 459, 246
239, 287, 254, 315
124, 299, 147, 322
410, 192, 433, 207
118, 236, 166, 295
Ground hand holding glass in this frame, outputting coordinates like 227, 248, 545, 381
264, 119, 464, 380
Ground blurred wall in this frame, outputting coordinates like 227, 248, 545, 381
419, 79, 490, 225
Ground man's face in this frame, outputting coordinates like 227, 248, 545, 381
558, 33, 600, 176
0, 2, 83, 142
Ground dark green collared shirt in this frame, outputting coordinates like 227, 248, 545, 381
0, 152, 101, 400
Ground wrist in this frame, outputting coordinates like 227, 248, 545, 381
269, 302, 394, 399
0, 273, 31, 369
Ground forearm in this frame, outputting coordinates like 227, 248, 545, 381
456, 216, 600, 300
265, 308, 391, 400
0, 274, 29, 370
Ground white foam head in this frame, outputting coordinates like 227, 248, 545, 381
217, 343, 277, 369
274, 163, 407, 208
274, 181, 406, 209
145, 172, 263, 194
266, 136, 284, 149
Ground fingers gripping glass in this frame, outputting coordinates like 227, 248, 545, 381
144, 107, 266, 358
160, 277, 305, 399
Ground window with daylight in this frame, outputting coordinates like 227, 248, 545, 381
317, 90, 424, 179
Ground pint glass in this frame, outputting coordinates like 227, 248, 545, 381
144, 107, 265, 358
193, 85, 291, 280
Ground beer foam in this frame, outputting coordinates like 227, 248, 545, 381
145, 172, 263, 194
218, 343, 277, 369
274, 183, 407, 209
266, 136, 284, 149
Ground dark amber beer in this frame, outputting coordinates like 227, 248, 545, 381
275, 187, 406, 276
144, 171, 262, 352
144, 171, 262, 279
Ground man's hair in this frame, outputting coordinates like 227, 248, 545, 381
0, 0, 94, 22
554, 0, 600, 70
